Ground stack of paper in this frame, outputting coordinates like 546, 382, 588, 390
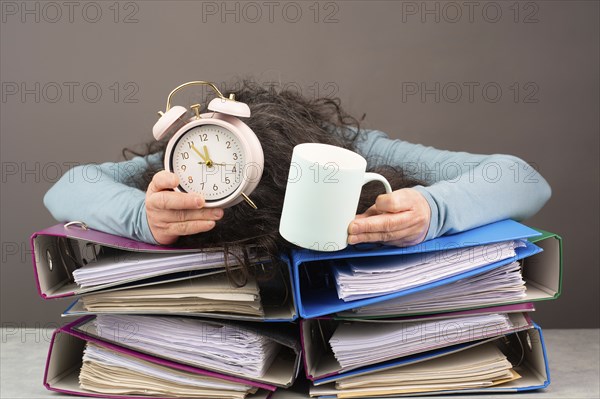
80, 273, 264, 317
93, 315, 282, 378
334, 241, 524, 301
311, 342, 520, 398
329, 313, 515, 370
73, 249, 254, 287
347, 261, 526, 317
80, 342, 257, 399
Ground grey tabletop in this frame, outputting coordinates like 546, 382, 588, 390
1, 328, 598, 399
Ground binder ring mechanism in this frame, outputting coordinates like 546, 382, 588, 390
64, 221, 89, 230
50, 221, 89, 278
46, 249, 54, 271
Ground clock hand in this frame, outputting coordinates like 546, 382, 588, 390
202, 145, 214, 168
198, 162, 237, 167
190, 143, 208, 163
197, 162, 233, 167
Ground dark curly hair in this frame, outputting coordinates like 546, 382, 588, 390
124, 80, 422, 286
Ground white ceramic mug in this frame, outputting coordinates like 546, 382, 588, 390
279, 143, 392, 252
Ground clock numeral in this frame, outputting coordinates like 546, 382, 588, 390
225, 177, 231, 184
215, 135, 220, 142
200, 182, 205, 190
225, 141, 231, 149
213, 184, 219, 191
187, 142, 194, 148
188, 176, 193, 183
181, 152, 190, 160
232, 165, 237, 173
181, 165, 187, 171
200, 133, 208, 141
232, 152, 238, 160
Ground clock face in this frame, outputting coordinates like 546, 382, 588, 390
171, 124, 245, 201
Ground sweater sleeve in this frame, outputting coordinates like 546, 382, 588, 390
43, 154, 163, 244
353, 130, 552, 240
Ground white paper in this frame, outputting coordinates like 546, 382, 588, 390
80, 273, 264, 316
329, 313, 514, 370
79, 343, 258, 398
93, 315, 281, 378
311, 343, 519, 398
82, 343, 251, 391
350, 261, 525, 316
334, 240, 524, 301
73, 249, 255, 287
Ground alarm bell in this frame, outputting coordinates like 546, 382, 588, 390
207, 94, 251, 118
152, 105, 188, 141
153, 82, 251, 141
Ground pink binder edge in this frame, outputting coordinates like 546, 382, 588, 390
43, 316, 277, 393
30, 224, 199, 300
44, 327, 149, 399
299, 317, 311, 380
33, 224, 187, 251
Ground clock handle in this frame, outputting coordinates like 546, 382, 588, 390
164, 81, 226, 112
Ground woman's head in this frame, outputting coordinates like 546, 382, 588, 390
127, 80, 421, 279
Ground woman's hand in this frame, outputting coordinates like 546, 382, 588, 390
348, 188, 431, 247
145, 171, 223, 245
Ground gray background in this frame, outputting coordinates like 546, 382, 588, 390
1, 1, 598, 328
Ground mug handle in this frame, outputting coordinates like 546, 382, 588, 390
363, 172, 393, 194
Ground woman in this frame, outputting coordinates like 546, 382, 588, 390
44, 80, 551, 269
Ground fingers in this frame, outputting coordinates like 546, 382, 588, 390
147, 190, 205, 211
147, 208, 224, 245
349, 211, 417, 236
351, 189, 416, 229
348, 225, 424, 246
156, 208, 224, 224
354, 205, 379, 219
147, 171, 180, 196
159, 220, 218, 238
146, 170, 223, 245
348, 209, 429, 246
374, 189, 415, 213
147, 171, 206, 210
348, 188, 431, 247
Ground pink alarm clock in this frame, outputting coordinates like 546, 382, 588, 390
152, 81, 264, 209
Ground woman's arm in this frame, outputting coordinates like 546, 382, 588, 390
353, 130, 552, 241
43, 154, 162, 243
43, 153, 224, 244
44, 153, 224, 244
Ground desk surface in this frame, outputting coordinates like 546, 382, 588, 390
1, 328, 598, 398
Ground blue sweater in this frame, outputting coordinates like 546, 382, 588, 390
44, 130, 551, 244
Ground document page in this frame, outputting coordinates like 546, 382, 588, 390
79, 342, 256, 398
73, 248, 258, 287
329, 313, 515, 370
81, 273, 264, 316
334, 241, 524, 302
310, 342, 520, 398
92, 315, 282, 379
349, 261, 525, 317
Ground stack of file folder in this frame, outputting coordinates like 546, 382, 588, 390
30, 219, 562, 397
31, 224, 302, 398
287, 219, 562, 397
31, 224, 298, 321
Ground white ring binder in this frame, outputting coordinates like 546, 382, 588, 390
64, 221, 89, 230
